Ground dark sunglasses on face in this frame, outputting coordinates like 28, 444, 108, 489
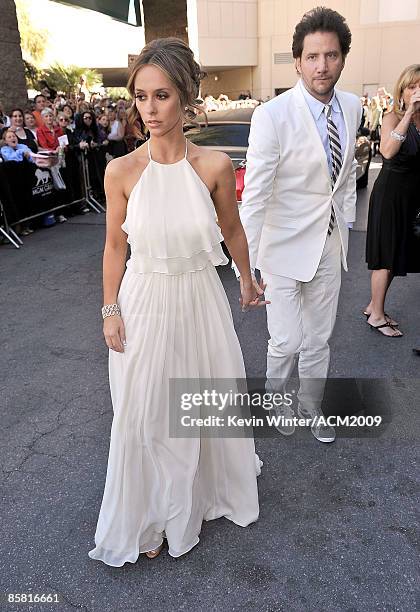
83, 116, 92, 120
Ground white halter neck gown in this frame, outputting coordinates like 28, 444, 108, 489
88, 139, 261, 566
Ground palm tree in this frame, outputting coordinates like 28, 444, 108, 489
15, 0, 49, 65
1, 0, 29, 109
41, 63, 103, 97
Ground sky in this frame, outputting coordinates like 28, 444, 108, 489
23, 0, 145, 68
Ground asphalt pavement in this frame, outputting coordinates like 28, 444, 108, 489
0, 160, 419, 612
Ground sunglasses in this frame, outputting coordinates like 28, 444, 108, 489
83, 116, 92, 120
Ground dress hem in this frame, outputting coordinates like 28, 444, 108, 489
87, 510, 259, 567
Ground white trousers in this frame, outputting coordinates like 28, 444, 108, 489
262, 226, 342, 413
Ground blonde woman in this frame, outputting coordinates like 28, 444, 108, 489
88, 38, 266, 566
365, 65, 420, 336
365, 97, 382, 155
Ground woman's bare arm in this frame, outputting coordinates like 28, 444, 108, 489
211, 154, 253, 285
379, 112, 409, 159
379, 88, 420, 159
102, 158, 129, 305
211, 153, 268, 310
102, 158, 130, 353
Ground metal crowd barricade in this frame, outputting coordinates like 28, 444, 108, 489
0, 148, 106, 249
79, 148, 105, 213
0, 196, 22, 248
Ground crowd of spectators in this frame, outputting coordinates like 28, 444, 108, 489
360, 90, 394, 156
0, 88, 142, 241
1, 84, 392, 244
201, 92, 261, 112
0, 87, 262, 243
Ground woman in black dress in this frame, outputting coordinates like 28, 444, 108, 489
73, 110, 106, 200
365, 64, 420, 337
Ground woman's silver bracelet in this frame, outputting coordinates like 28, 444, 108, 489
102, 303, 121, 319
390, 130, 406, 142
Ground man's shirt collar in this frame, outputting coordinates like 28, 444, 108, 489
299, 79, 341, 119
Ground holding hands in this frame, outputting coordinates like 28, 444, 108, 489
239, 275, 270, 312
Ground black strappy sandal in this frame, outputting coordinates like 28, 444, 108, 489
368, 320, 403, 337
363, 311, 399, 327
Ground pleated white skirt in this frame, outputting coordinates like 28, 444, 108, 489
88, 263, 260, 566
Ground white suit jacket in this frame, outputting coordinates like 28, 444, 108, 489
238, 82, 362, 282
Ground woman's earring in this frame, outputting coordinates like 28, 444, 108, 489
399, 98, 404, 111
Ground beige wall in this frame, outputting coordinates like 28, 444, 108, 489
190, 0, 258, 67
254, 0, 420, 99
201, 66, 253, 98
191, 0, 420, 100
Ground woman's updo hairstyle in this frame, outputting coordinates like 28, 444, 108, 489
126, 37, 207, 138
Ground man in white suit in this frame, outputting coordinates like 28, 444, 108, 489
238, 7, 362, 442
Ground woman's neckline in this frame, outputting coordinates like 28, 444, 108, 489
147, 138, 188, 166
150, 157, 186, 167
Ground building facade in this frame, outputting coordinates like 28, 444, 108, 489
2, 0, 419, 111
189, 0, 420, 100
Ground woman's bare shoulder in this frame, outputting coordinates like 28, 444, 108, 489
105, 143, 149, 198
187, 144, 233, 194
106, 143, 148, 176
189, 143, 233, 175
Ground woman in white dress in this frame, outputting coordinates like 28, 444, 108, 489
88, 38, 267, 566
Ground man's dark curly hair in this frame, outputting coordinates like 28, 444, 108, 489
292, 6, 351, 59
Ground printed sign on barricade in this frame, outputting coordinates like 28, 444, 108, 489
29, 165, 55, 214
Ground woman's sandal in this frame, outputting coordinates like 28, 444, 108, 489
145, 542, 163, 559
368, 321, 403, 337
363, 311, 398, 327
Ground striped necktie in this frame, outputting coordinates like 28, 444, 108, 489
324, 103, 342, 235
